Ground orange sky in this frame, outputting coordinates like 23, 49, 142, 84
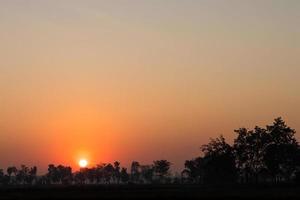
0, 0, 299, 173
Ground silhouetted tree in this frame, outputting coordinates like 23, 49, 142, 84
264, 144, 298, 182
234, 118, 299, 184
28, 166, 37, 185
74, 171, 85, 185
0, 170, 9, 185
267, 117, 297, 145
57, 165, 72, 185
153, 160, 171, 183
47, 164, 72, 185
234, 127, 269, 183
264, 117, 298, 182
173, 172, 182, 184
120, 167, 129, 183
47, 164, 59, 184
95, 164, 105, 184
16, 165, 30, 184
7, 166, 17, 184
295, 148, 300, 184
130, 161, 140, 183
182, 157, 204, 184
85, 167, 97, 184
103, 163, 114, 184
201, 135, 237, 184
114, 161, 121, 183
140, 165, 154, 183
36, 175, 48, 185
0, 169, 4, 184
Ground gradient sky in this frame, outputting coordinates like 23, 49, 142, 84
0, 0, 299, 173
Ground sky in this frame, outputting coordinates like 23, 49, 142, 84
0, 0, 299, 173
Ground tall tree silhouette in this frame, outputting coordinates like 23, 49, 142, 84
47, 164, 59, 184
16, 165, 29, 184
200, 135, 237, 184
74, 171, 85, 185
264, 118, 299, 182
153, 160, 171, 183
7, 166, 17, 184
234, 127, 269, 183
85, 167, 97, 184
113, 161, 121, 183
140, 165, 154, 183
103, 163, 115, 184
0, 169, 4, 185
182, 157, 204, 184
267, 117, 297, 145
130, 161, 140, 183
95, 164, 105, 184
57, 165, 72, 185
47, 164, 72, 185
28, 166, 37, 185
234, 118, 299, 183
120, 167, 129, 183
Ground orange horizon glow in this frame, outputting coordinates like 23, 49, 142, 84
0, 1, 299, 173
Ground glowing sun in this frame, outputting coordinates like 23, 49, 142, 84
79, 159, 88, 168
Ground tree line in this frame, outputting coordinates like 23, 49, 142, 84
1, 117, 300, 186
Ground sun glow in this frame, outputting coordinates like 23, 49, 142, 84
79, 159, 88, 168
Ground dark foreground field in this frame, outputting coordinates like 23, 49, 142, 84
1, 185, 300, 200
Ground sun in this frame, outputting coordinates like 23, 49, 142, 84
79, 159, 88, 168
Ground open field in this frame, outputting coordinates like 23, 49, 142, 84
1, 185, 300, 200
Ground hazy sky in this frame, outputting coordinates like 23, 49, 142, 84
0, 0, 299, 172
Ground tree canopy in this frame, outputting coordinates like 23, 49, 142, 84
0, 118, 299, 186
